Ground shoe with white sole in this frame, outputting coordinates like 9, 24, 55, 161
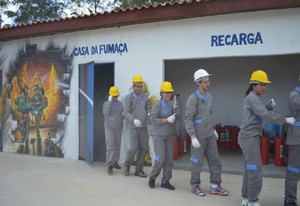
241, 198, 249, 206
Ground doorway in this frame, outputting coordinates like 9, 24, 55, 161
79, 62, 114, 163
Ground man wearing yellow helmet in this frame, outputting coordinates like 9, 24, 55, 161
238, 70, 295, 206
148, 81, 179, 190
123, 75, 151, 178
103, 86, 123, 175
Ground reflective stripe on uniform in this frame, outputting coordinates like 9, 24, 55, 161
193, 119, 203, 125
288, 166, 300, 174
250, 118, 261, 125
190, 157, 200, 163
107, 116, 117, 121
246, 163, 257, 171
155, 156, 160, 162
293, 121, 300, 127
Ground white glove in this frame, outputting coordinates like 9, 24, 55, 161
191, 138, 201, 148
214, 130, 219, 140
34, 111, 38, 115
167, 114, 176, 123
134, 119, 142, 127
173, 96, 177, 109
268, 98, 276, 108
108, 95, 112, 102
286, 117, 296, 125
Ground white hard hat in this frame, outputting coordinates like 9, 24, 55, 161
194, 69, 211, 82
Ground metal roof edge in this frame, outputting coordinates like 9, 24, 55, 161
0, 0, 300, 42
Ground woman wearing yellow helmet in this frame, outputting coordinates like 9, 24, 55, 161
148, 81, 179, 190
238, 70, 295, 206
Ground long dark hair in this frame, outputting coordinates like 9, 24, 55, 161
245, 84, 257, 96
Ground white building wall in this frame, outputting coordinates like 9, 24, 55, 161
1, 8, 300, 159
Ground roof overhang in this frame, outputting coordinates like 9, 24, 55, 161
0, 0, 300, 42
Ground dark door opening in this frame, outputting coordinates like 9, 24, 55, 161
93, 63, 114, 162
79, 62, 114, 163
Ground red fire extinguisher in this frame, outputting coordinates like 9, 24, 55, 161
260, 136, 269, 165
274, 137, 284, 167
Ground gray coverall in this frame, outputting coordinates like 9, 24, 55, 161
185, 89, 222, 186
124, 92, 150, 171
149, 99, 179, 183
285, 87, 300, 203
238, 91, 286, 203
103, 100, 123, 165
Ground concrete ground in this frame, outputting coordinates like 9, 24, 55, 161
1, 152, 299, 206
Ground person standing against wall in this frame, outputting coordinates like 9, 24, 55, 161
238, 70, 295, 206
185, 69, 229, 197
148, 81, 179, 190
103, 86, 124, 175
124, 75, 151, 178
284, 78, 300, 206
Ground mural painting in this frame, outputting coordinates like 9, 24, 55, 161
1, 44, 72, 158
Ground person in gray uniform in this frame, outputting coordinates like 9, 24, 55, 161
148, 81, 179, 190
238, 70, 295, 206
185, 68, 229, 197
124, 74, 151, 178
103, 86, 124, 175
284, 79, 300, 206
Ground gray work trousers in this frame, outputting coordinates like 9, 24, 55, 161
150, 134, 173, 183
238, 136, 262, 203
285, 145, 300, 202
190, 135, 222, 186
105, 126, 122, 165
125, 127, 148, 171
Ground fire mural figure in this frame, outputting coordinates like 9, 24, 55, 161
31, 84, 48, 139
14, 83, 31, 154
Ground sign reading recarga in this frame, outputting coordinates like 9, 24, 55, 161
211, 32, 263, 47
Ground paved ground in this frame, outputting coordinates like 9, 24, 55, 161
0, 152, 299, 206
173, 148, 287, 178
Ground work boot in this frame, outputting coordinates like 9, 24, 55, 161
161, 181, 175, 190
108, 165, 113, 175
124, 164, 130, 176
284, 200, 298, 206
113, 162, 121, 169
134, 170, 147, 178
148, 178, 155, 188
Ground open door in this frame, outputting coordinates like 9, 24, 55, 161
79, 62, 94, 164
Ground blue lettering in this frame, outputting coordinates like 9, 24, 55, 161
100, 45, 105, 54
123, 43, 128, 53
211, 36, 218, 47
107, 44, 114, 53
218, 35, 224, 46
231, 34, 239, 45
239, 33, 247, 45
247, 33, 255, 44
74, 48, 79, 56
91, 46, 98, 55
255, 32, 263, 44
224, 35, 231, 46
211, 32, 263, 47
73, 46, 89, 56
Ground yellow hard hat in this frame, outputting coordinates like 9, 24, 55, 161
132, 75, 143, 83
160, 81, 174, 92
149, 95, 158, 106
108, 86, 120, 96
250, 70, 271, 84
